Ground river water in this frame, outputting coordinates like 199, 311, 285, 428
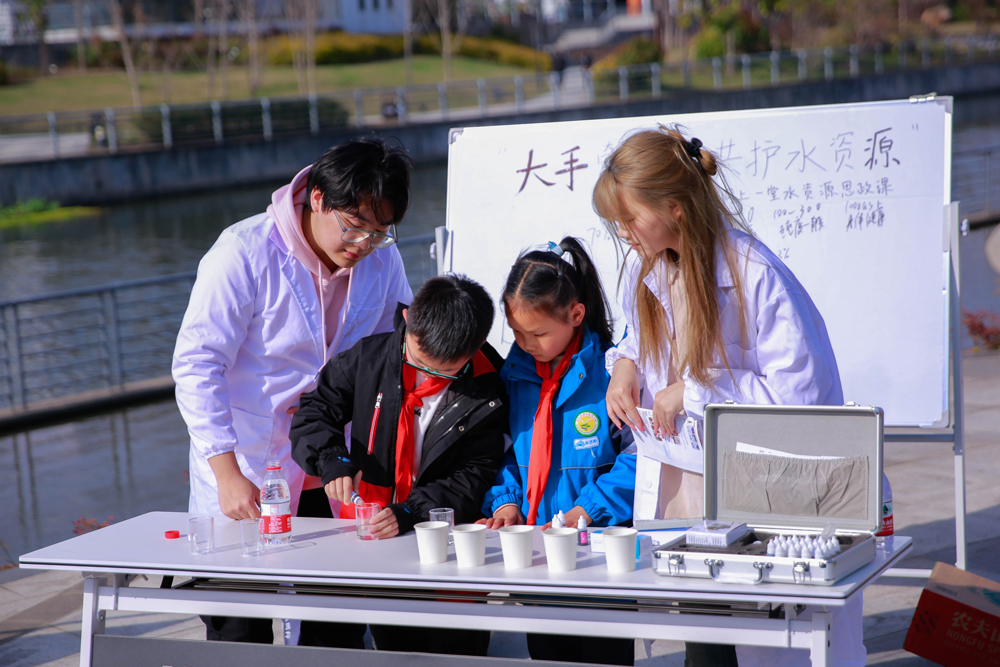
2, 126, 999, 565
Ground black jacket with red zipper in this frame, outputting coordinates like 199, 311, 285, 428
290, 305, 509, 536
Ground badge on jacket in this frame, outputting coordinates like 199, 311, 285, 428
574, 411, 600, 436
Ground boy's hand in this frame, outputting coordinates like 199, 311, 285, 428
325, 470, 363, 504
371, 508, 399, 538
480, 505, 524, 529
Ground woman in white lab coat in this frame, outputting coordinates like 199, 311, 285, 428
592, 127, 863, 667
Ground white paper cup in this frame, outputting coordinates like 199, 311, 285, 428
452, 524, 487, 567
542, 527, 579, 572
498, 525, 535, 570
414, 521, 450, 564
602, 527, 638, 573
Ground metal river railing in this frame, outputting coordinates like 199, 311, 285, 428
0, 233, 437, 411
1, 35, 997, 164
0, 139, 996, 412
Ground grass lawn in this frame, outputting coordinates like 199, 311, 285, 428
0, 55, 535, 116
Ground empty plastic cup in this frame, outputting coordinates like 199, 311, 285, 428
240, 518, 263, 556
602, 527, 638, 573
498, 525, 535, 570
189, 515, 214, 554
542, 527, 578, 572
452, 524, 487, 567
414, 521, 450, 564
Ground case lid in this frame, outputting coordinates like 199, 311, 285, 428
703, 403, 883, 534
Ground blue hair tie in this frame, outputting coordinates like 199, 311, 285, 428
547, 241, 574, 267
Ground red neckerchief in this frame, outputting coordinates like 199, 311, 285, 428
525, 329, 583, 525
395, 362, 451, 503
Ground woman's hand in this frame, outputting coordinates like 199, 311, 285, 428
607, 358, 643, 431
325, 470, 363, 504
652, 381, 685, 437
371, 508, 399, 538
479, 505, 524, 529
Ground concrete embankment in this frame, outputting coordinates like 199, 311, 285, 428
2, 61, 1000, 207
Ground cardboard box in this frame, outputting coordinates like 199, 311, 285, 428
904, 562, 1000, 666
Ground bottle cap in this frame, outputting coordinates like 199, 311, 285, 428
265, 459, 281, 471
164, 530, 180, 539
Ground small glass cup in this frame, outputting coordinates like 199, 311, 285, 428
189, 515, 214, 554
240, 518, 263, 556
355, 502, 381, 540
429, 508, 454, 545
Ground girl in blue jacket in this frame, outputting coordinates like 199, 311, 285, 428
480, 236, 636, 666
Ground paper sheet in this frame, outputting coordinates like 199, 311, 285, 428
735, 441, 845, 460
631, 409, 704, 473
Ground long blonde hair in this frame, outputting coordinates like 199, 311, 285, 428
592, 126, 751, 387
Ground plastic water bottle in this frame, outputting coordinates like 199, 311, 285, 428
875, 474, 894, 549
260, 460, 291, 546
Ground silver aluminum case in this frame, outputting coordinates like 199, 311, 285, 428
652, 403, 883, 586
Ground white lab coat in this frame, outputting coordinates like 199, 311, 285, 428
173, 213, 412, 517
607, 228, 864, 667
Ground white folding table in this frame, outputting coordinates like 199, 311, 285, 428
18, 512, 912, 667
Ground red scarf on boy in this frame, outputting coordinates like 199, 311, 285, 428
525, 329, 583, 525
395, 363, 451, 503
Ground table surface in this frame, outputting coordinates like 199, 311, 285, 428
19, 512, 912, 606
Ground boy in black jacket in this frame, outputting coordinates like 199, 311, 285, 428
290, 274, 507, 655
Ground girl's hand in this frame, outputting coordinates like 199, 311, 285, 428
563, 506, 592, 529
481, 505, 524, 529
652, 382, 685, 437
541, 507, 591, 531
371, 508, 399, 538
607, 358, 643, 431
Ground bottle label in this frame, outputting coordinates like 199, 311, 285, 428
875, 500, 894, 536
261, 501, 291, 534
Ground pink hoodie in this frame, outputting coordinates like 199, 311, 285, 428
268, 166, 352, 355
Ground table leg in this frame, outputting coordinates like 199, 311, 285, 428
809, 611, 832, 667
79, 576, 106, 667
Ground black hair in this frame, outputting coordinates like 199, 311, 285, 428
408, 274, 495, 362
502, 236, 613, 348
305, 136, 413, 226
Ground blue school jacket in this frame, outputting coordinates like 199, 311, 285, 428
481, 326, 636, 526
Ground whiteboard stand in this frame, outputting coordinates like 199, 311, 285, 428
880, 201, 966, 578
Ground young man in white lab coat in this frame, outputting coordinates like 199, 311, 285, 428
172, 137, 414, 645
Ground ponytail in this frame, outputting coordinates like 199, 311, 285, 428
502, 236, 614, 348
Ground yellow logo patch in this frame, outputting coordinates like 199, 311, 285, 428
574, 411, 600, 436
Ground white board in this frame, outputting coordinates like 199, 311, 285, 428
444, 99, 952, 428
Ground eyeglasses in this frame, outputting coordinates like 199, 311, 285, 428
333, 209, 397, 249
402, 340, 468, 381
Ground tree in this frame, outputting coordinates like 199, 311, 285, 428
285, 0, 319, 96
73, 0, 86, 70
419, 0, 474, 82
19, 0, 49, 75
108, 0, 142, 108
237, 0, 262, 96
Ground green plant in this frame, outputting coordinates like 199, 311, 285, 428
694, 25, 725, 59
